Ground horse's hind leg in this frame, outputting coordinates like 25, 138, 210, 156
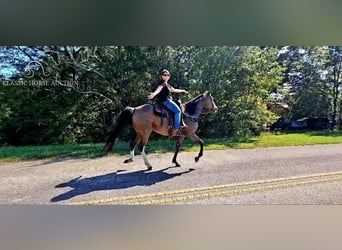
139, 134, 153, 170
124, 133, 141, 163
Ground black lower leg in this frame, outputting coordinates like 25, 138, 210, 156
195, 140, 204, 162
172, 139, 182, 167
129, 133, 139, 151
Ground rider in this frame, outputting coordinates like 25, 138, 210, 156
147, 69, 188, 136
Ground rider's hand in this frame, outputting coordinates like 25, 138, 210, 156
147, 93, 155, 99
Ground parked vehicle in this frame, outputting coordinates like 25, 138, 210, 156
305, 118, 329, 130
289, 118, 307, 130
270, 117, 330, 131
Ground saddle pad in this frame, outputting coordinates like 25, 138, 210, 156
154, 104, 173, 117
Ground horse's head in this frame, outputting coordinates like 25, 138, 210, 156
202, 91, 218, 113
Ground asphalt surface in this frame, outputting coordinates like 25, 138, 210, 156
0, 144, 341, 204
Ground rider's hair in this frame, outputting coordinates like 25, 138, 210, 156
161, 69, 170, 75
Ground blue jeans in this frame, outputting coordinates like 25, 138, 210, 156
163, 100, 181, 130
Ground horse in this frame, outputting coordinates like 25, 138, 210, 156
104, 91, 218, 170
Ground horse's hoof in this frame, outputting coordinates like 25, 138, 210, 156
195, 157, 199, 162
147, 166, 152, 171
124, 159, 133, 163
172, 160, 181, 167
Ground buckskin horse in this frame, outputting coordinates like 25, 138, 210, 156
104, 91, 218, 170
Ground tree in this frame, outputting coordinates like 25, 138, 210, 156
326, 46, 342, 129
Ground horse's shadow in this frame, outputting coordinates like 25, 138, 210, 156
51, 167, 195, 203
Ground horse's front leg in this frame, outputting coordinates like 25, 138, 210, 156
172, 136, 185, 167
187, 133, 204, 162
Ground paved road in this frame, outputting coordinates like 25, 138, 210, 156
0, 144, 341, 204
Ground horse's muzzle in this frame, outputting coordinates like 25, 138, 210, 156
213, 105, 218, 113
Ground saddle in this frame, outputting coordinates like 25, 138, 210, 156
153, 103, 175, 128
153, 100, 185, 137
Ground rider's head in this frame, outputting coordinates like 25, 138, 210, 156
161, 69, 170, 77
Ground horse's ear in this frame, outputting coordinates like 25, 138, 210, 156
204, 91, 211, 96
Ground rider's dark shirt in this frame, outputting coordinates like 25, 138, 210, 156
156, 80, 173, 103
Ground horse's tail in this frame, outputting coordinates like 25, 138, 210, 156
105, 107, 135, 152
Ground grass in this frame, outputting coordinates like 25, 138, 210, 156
1, 131, 341, 162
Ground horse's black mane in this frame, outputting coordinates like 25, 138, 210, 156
184, 94, 203, 116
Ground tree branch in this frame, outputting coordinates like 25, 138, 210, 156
54, 78, 114, 104
17, 46, 36, 61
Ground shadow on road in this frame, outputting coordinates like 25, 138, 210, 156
51, 166, 195, 203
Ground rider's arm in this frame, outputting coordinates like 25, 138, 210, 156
147, 84, 164, 99
170, 86, 188, 94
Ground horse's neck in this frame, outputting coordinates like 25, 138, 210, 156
194, 101, 204, 117
184, 99, 204, 118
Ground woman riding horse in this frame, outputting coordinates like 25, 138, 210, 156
105, 83, 218, 170
147, 69, 188, 136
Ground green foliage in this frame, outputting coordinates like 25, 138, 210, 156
276, 46, 341, 120
0, 46, 339, 146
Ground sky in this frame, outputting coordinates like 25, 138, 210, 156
0, 46, 45, 80
0, 65, 19, 79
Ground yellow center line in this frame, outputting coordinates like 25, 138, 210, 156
68, 171, 342, 205
133, 175, 342, 205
